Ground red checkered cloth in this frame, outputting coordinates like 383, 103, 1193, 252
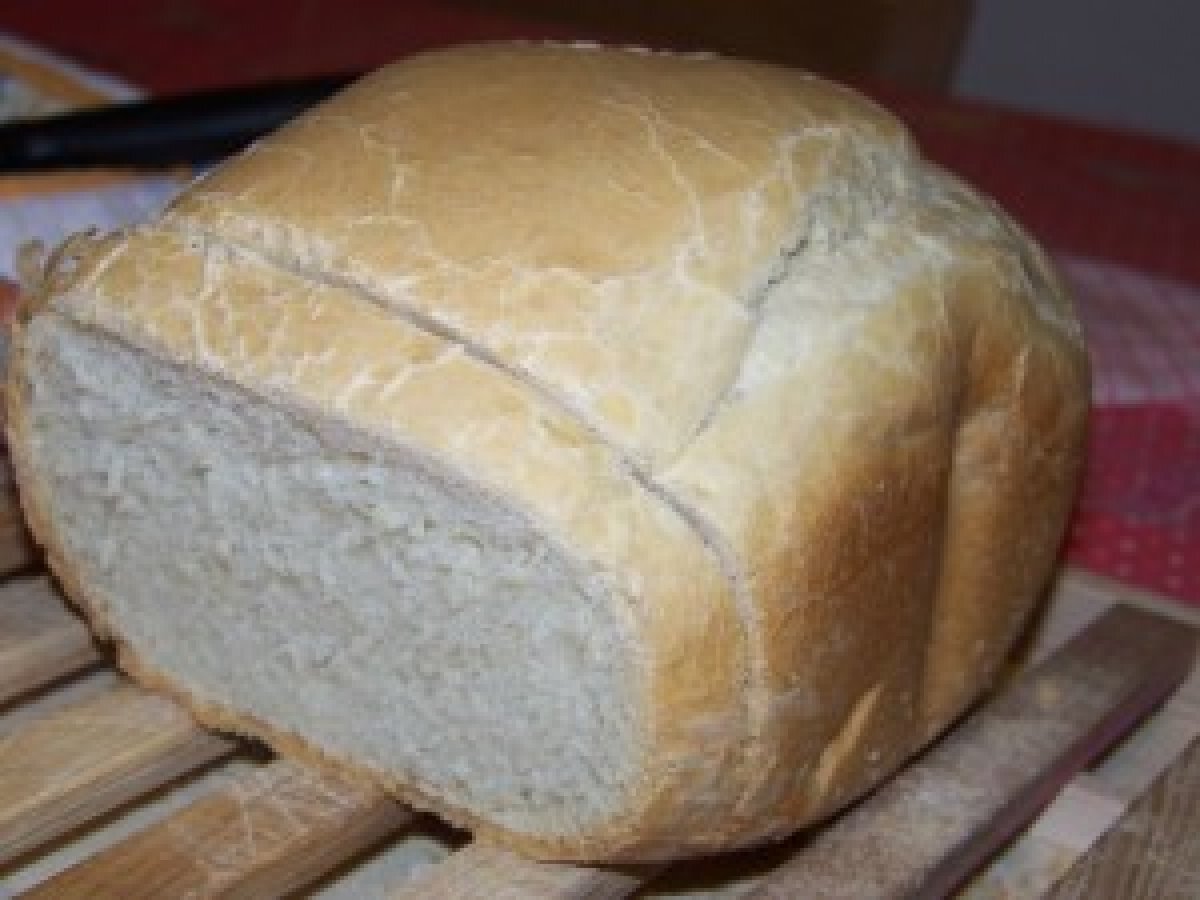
1057, 254, 1200, 605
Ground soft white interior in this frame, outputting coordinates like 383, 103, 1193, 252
21, 317, 641, 836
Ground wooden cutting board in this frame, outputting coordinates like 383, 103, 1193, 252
0, 501, 1197, 897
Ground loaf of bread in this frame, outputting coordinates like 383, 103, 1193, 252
5, 43, 1089, 862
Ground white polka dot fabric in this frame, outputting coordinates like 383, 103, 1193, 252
1059, 253, 1200, 606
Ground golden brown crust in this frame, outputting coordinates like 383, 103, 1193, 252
165, 43, 912, 470
5, 44, 1089, 861
661, 168, 1089, 835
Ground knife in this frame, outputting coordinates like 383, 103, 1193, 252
0, 72, 357, 172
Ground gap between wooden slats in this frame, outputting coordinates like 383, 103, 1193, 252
0, 471, 35, 577
391, 842, 658, 900
1047, 733, 1200, 899
0, 576, 101, 707
21, 757, 413, 899
0, 682, 234, 865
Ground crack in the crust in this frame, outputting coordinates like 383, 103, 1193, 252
671, 136, 916, 477
682, 233, 811, 447
157, 221, 752, 596
162, 222, 637, 462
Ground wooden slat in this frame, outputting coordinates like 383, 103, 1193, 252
0, 576, 101, 707
746, 605, 1197, 899
22, 758, 413, 899
391, 842, 657, 900
1047, 734, 1200, 899
0, 682, 234, 865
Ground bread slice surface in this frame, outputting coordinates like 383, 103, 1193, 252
8, 229, 744, 858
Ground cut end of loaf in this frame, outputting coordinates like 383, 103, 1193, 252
16, 315, 644, 841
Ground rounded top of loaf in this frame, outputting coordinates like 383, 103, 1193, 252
163, 41, 1083, 473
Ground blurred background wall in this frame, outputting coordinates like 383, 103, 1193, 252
956, 0, 1200, 144
463, 0, 1199, 145
1, 0, 1196, 145
456, 0, 973, 90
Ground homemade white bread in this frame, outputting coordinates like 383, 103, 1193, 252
5, 43, 1089, 862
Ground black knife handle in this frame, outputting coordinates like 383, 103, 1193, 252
0, 72, 358, 172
